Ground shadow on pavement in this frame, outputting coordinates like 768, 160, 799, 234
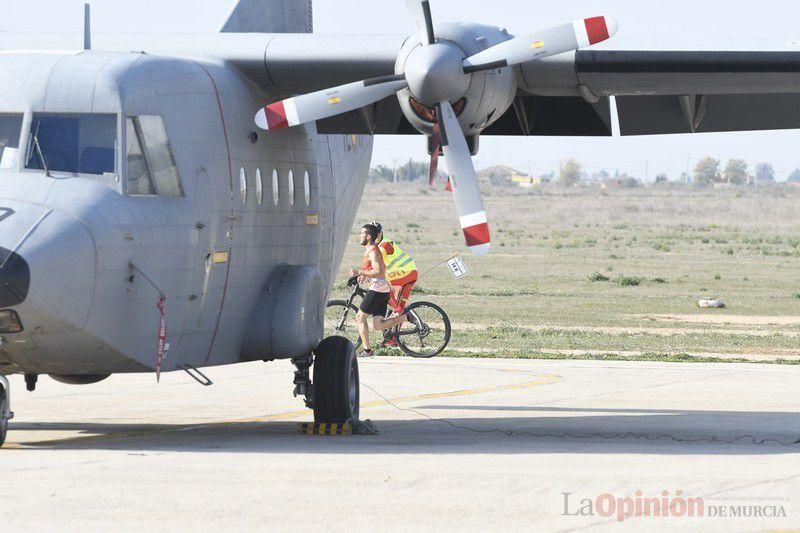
7, 405, 800, 454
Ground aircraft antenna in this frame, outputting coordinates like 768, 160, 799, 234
83, 4, 91, 51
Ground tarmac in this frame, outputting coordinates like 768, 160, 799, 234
1, 357, 799, 532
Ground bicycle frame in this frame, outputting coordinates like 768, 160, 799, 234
337, 281, 422, 337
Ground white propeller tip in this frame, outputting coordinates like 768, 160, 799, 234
254, 109, 269, 130
604, 16, 619, 38
469, 243, 492, 256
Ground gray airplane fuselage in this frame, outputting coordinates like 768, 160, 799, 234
0, 50, 371, 378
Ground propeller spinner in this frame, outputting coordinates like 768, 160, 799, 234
254, 0, 618, 255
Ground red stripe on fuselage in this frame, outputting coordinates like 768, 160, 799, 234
584, 17, 609, 45
266, 101, 289, 130
463, 223, 490, 247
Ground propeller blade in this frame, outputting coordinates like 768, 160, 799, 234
405, 0, 435, 46
436, 101, 490, 256
429, 123, 440, 187
255, 75, 407, 131
463, 16, 618, 73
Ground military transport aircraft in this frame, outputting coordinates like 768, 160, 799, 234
1, 0, 800, 445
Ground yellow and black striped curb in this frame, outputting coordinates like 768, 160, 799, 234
298, 422, 353, 436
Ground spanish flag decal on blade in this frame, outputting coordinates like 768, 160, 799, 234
328, 96, 342, 105
531, 41, 544, 49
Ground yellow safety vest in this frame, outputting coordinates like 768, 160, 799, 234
380, 240, 417, 282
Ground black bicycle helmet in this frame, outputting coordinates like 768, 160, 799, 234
362, 221, 383, 241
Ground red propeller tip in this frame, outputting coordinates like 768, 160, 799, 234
460, 212, 491, 255
255, 99, 299, 131
574, 16, 618, 47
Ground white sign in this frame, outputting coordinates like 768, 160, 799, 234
446, 255, 469, 279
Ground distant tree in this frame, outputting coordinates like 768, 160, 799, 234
755, 163, 775, 184
369, 165, 396, 182
788, 169, 800, 183
694, 157, 721, 185
655, 173, 668, 184
723, 159, 749, 185
397, 159, 428, 182
559, 159, 582, 187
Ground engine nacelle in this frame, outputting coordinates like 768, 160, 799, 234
395, 22, 518, 139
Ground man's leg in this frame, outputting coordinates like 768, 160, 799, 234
356, 310, 372, 351
389, 286, 402, 314
372, 312, 407, 332
396, 281, 416, 313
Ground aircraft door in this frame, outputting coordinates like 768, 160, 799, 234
190, 168, 226, 335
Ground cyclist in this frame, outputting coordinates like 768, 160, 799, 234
349, 222, 408, 358
376, 230, 418, 347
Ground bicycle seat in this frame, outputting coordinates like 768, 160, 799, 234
347, 276, 360, 287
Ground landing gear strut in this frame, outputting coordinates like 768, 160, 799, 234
291, 354, 314, 409
0, 375, 13, 447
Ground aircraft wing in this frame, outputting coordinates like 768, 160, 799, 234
9, 31, 799, 138
254, 37, 800, 137
515, 50, 800, 136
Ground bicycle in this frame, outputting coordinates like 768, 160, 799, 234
325, 277, 451, 358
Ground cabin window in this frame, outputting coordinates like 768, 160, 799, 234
125, 116, 183, 197
288, 170, 295, 207
255, 168, 263, 206
240, 167, 247, 206
303, 170, 311, 206
272, 169, 279, 206
0, 114, 23, 170
26, 113, 117, 176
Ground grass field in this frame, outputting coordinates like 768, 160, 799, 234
333, 182, 800, 363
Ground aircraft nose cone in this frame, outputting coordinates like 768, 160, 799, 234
0, 247, 30, 307
0, 200, 96, 332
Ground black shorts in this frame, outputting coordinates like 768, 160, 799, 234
360, 290, 390, 317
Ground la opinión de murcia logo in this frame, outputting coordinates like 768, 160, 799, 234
562, 491, 789, 522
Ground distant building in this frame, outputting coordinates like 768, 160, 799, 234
601, 176, 641, 189
477, 165, 535, 186
511, 175, 551, 188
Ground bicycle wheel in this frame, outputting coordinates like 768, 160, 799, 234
396, 301, 451, 358
325, 300, 362, 349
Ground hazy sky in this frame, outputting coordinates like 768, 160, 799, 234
3, 0, 800, 180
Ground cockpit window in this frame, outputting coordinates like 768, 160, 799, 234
125, 116, 183, 197
26, 114, 117, 175
126, 118, 155, 195
0, 114, 23, 170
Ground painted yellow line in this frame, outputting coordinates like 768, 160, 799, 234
5, 371, 560, 448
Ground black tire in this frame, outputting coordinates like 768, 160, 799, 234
313, 336, 360, 424
325, 300, 362, 349
0, 388, 7, 447
397, 301, 451, 358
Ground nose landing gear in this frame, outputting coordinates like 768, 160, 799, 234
0, 375, 13, 447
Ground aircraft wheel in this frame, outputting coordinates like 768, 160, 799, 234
313, 336, 359, 424
0, 386, 8, 447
